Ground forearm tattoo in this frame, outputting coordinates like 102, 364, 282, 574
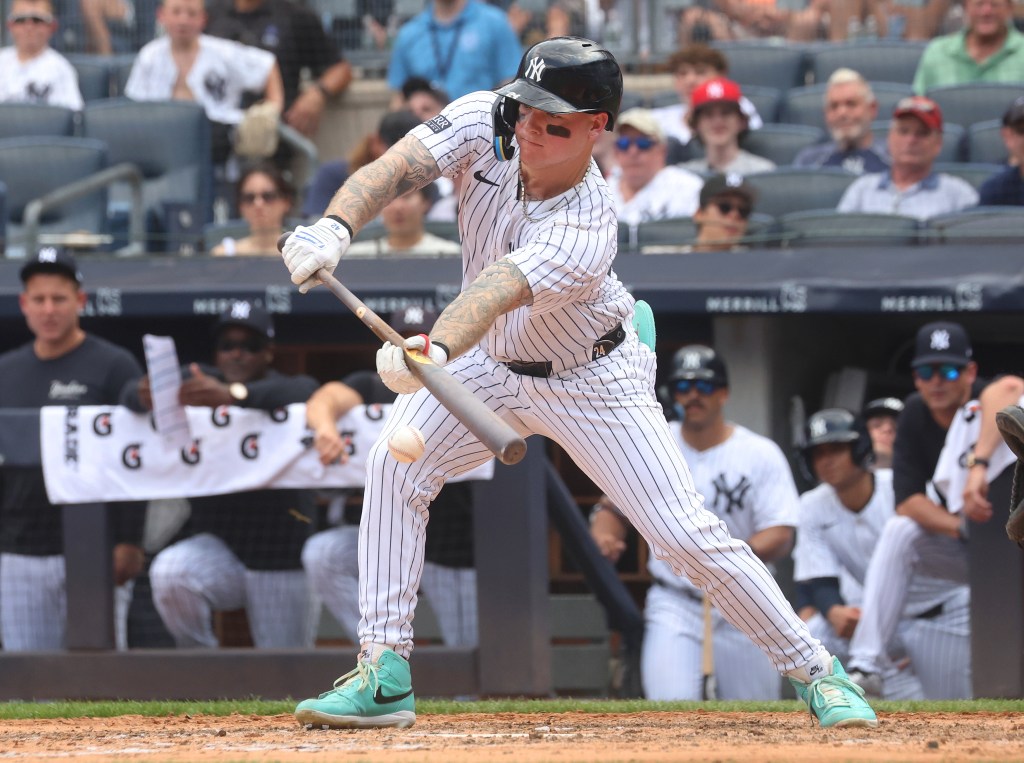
326, 135, 441, 231
433, 259, 533, 359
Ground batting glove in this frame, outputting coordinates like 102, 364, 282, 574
282, 217, 351, 294
377, 334, 448, 395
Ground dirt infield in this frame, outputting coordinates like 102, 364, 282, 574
2, 711, 1023, 762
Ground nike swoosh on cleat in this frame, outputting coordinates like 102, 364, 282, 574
373, 686, 413, 704
474, 170, 499, 187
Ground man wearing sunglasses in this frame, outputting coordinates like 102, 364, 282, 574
121, 301, 321, 649
845, 321, 1024, 697
590, 344, 801, 701
0, 0, 84, 110
979, 95, 1024, 206
607, 107, 703, 230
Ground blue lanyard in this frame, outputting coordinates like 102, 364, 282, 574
429, 17, 465, 82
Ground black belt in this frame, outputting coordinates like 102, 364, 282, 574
653, 578, 703, 603
504, 323, 626, 378
915, 602, 944, 620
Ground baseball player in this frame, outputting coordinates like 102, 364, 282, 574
846, 322, 1024, 698
862, 397, 904, 470
0, 248, 144, 650
590, 345, 799, 700
281, 36, 876, 730
794, 408, 968, 700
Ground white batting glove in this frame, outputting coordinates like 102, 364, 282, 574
281, 217, 351, 294
376, 334, 448, 395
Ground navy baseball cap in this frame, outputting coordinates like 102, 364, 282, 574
216, 300, 275, 341
911, 321, 972, 367
862, 396, 904, 420
19, 246, 82, 285
699, 172, 757, 208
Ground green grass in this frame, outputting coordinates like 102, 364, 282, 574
0, 697, 1022, 720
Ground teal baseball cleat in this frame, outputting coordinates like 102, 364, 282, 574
295, 648, 416, 729
789, 656, 879, 728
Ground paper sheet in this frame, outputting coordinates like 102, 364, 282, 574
143, 334, 192, 449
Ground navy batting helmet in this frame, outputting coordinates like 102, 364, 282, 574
799, 408, 873, 483
669, 344, 729, 387
492, 36, 623, 160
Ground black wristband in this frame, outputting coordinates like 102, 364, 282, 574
326, 215, 353, 239
432, 341, 451, 360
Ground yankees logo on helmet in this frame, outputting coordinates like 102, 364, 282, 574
524, 57, 546, 81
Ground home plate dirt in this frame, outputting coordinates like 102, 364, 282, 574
1, 711, 1022, 762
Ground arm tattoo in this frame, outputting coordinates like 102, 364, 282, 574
432, 259, 533, 360
325, 135, 441, 231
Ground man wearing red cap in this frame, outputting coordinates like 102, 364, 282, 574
681, 77, 775, 176
837, 96, 978, 220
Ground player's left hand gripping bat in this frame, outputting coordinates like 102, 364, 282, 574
278, 234, 526, 465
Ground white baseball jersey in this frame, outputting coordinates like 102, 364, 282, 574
125, 34, 275, 124
608, 164, 703, 226
0, 47, 83, 110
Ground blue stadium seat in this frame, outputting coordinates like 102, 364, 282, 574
743, 167, 858, 218
926, 83, 1024, 130
635, 217, 698, 247
203, 217, 309, 253
710, 41, 808, 89
870, 120, 965, 163
620, 91, 648, 111
925, 206, 1024, 243
781, 82, 913, 131
740, 124, 825, 166
932, 162, 1004, 191
808, 41, 928, 85
0, 136, 109, 256
0, 180, 6, 251
779, 210, 921, 247
65, 54, 114, 101
0, 103, 77, 140
966, 120, 1008, 165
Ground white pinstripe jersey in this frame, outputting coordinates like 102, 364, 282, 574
0, 47, 84, 110
794, 469, 956, 610
409, 91, 633, 372
647, 422, 799, 591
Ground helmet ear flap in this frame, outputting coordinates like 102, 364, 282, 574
492, 97, 517, 162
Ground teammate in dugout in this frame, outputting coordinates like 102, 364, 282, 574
590, 345, 799, 701
0, 248, 145, 651
280, 36, 877, 730
794, 408, 969, 700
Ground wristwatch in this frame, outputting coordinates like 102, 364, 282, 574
228, 382, 249, 402
966, 450, 990, 469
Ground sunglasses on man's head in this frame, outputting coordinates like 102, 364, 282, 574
240, 190, 281, 205
913, 364, 963, 382
614, 136, 657, 152
216, 337, 266, 354
712, 199, 752, 219
674, 379, 720, 395
9, 12, 53, 24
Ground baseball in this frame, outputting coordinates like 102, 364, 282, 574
388, 426, 426, 463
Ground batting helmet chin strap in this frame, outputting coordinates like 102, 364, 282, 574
492, 96, 517, 162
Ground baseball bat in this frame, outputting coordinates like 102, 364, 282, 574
701, 595, 718, 700
278, 234, 526, 465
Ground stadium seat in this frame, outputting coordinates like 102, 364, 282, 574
423, 220, 460, 243
109, 54, 137, 97
81, 98, 213, 251
779, 210, 921, 247
65, 54, 114, 101
808, 41, 927, 85
966, 120, 1008, 165
635, 217, 698, 247
0, 136, 109, 257
780, 82, 913, 131
925, 83, 1023, 130
710, 41, 808, 89
0, 103, 77, 140
648, 90, 680, 109
869, 120, 965, 162
202, 217, 309, 253
740, 123, 825, 166
925, 206, 1024, 243
932, 162, 1004, 191
619, 91, 648, 111
743, 168, 857, 218
0, 180, 6, 251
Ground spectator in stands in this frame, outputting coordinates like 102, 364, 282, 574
838, 96, 979, 219
913, 0, 1024, 93
205, 0, 352, 140
719, 0, 830, 42
386, 0, 522, 102
0, 0, 84, 110
121, 301, 321, 648
794, 69, 891, 175
978, 95, 1024, 205
346, 183, 461, 257
682, 78, 776, 175
0, 248, 145, 651
80, 0, 134, 55
303, 109, 422, 218
649, 44, 763, 161
125, 0, 285, 164
401, 77, 451, 122
607, 108, 704, 227
303, 306, 478, 648
691, 173, 757, 251
211, 162, 295, 256
862, 397, 905, 470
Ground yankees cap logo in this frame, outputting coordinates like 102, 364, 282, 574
231, 301, 253, 320
682, 352, 702, 369
929, 329, 950, 350
524, 57, 546, 82
809, 417, 828, 437
707, 81, 725, 98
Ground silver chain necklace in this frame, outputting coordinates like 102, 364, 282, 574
518, 159, 591, 223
